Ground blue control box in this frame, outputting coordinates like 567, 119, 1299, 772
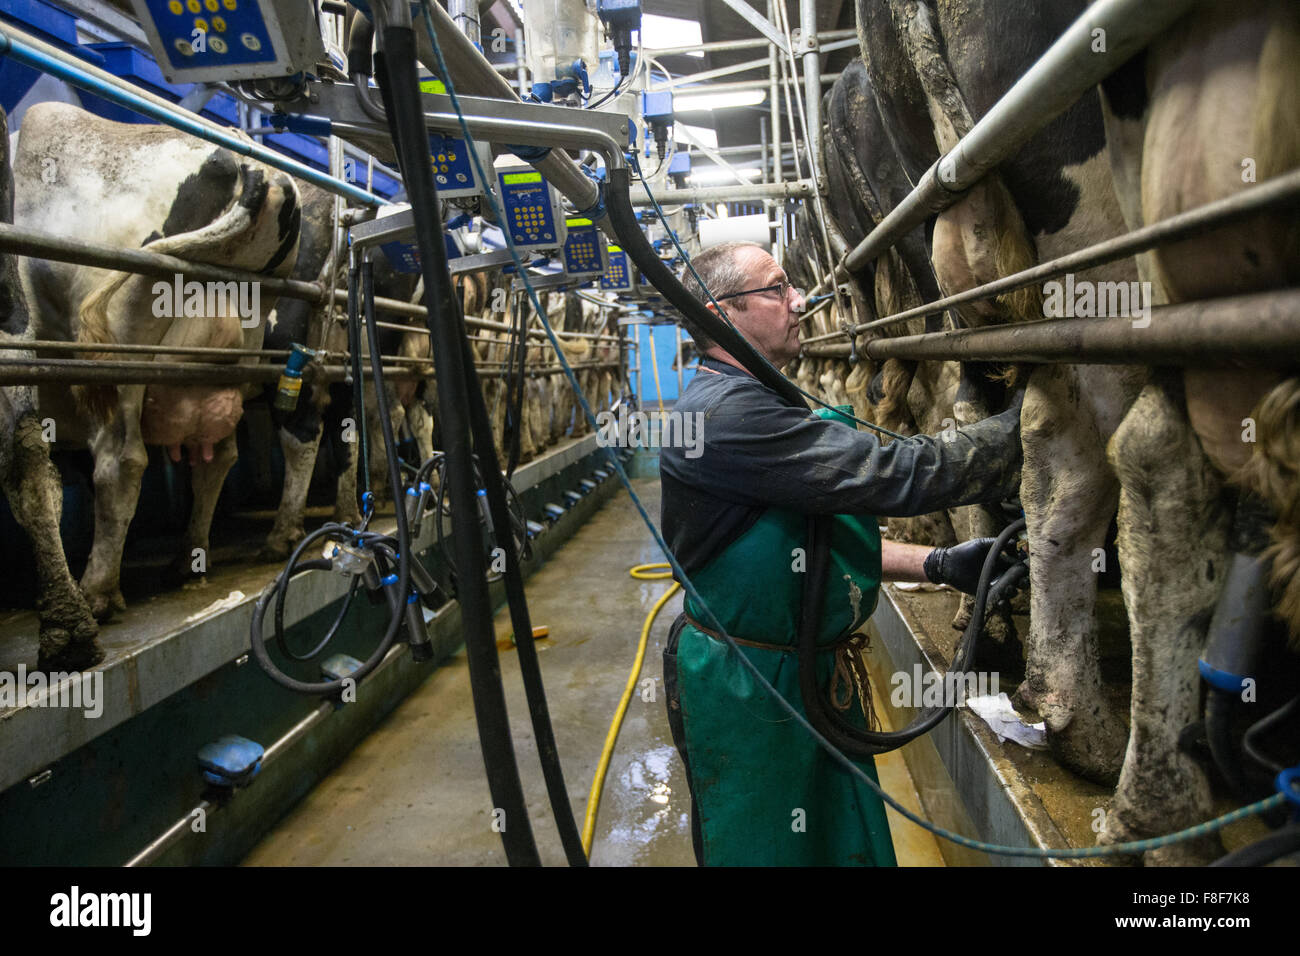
497, 167, 567, 250
563, 218, 609, 278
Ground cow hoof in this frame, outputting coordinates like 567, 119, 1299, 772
257, 534, 299, 563
37, 633, 105, 672
333, 511, 362, 529
82, 588, 126, 622
1045, 703, 1127, 786
1098, 809, 1222, 866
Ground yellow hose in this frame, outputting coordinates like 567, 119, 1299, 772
581, 563, 679, 856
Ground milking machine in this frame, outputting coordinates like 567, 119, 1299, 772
110, 0, 1299, 865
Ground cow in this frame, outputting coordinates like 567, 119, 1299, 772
844, 0, 1146, 788
259, 182, 423, 558
13, 101, 301, 624
1095, 0, 1300, 862
0, 105, 101, 670
257, 180, 360, 559
834, 0, 1299, 864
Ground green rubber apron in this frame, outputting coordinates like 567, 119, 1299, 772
673, 408, 897, 866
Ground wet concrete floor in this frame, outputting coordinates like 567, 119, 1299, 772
243, 478, 944, 866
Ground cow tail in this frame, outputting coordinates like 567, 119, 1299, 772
72, 269, 133, 423
1235, 376, 1300, 651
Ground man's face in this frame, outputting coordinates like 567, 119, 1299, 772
714, 246, 805, 367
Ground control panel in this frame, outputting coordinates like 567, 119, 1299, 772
427, 133, 488, 199
562, 218, 609, 279
600, 245, 636, 293
496, 167, 567, 251
130, 0, 323, 84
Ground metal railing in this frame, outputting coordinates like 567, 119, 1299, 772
796, 0, 1299, 369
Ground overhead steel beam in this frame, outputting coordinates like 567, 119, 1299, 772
716, 0, 790, 55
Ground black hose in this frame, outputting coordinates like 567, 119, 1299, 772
376, 19, 540, 867
347, 11, 374, 78
1243, 695, 1300, 775
247, 524, 403, 696
1210, 824, 1300, 866
274, 557, 361, 661
452, 307, 589, 867
346, 263, 370, 499
797, 518, 1028, 758
1206, 687, 1255, 801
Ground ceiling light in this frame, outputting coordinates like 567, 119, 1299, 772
639, 14, 705, 57
676, 123, 717, 149
673, 90, 767, 112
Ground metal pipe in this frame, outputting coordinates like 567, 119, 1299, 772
515, 29, 528, 93
760, 116, 769, 186
629, 179, 814, 205
0, 339, 292, 359
0, 357, 416, 386
0, 222, 580, 339
0, 21, 386, 207
802, 166, 1300, 343
650, 54, 775, 89
800, 0, 821, 174
0, 221, 325, 302
0, 356, 618, 386
449, 0, 480, 45
413, 3, 599, 212
811, 0, 1201, 294
644, 28, 855, 58
371, 317, 621, 343
769, 1, 781, 195
797, 292, 1300, 367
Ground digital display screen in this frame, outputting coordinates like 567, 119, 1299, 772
503, 172, 543, 185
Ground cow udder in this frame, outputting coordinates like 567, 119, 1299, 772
141, 385, 243, 464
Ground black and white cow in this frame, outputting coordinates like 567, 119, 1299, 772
848, 0, 1145, 787
13, 101, 301, 623
0, 105, 100, 669
1096, 0, 1300, 861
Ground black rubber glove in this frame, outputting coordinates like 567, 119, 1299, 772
923, 537, 1015, 595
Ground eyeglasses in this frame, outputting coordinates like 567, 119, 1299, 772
714, 280, 806, 307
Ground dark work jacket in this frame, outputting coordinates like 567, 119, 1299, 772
660, 357, 1023, 577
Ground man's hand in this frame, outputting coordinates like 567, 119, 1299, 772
923, 538, 1016, 595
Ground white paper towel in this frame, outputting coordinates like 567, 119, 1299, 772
699, 213, 771, 252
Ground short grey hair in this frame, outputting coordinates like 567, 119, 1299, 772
678, 241, 764, 352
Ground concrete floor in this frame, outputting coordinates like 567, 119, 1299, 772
243, 477, 943, 866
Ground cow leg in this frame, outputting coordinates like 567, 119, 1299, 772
334, 437, 361, 525
406, 398, 435, 466
80, 388, 149, 621
260, 424, 323, 561
1100, 376, 1229, 865
1, 406, 101, 667
170, 432, 239, 585
1016, 364, 1129, 785
949, 368, 1019, 667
